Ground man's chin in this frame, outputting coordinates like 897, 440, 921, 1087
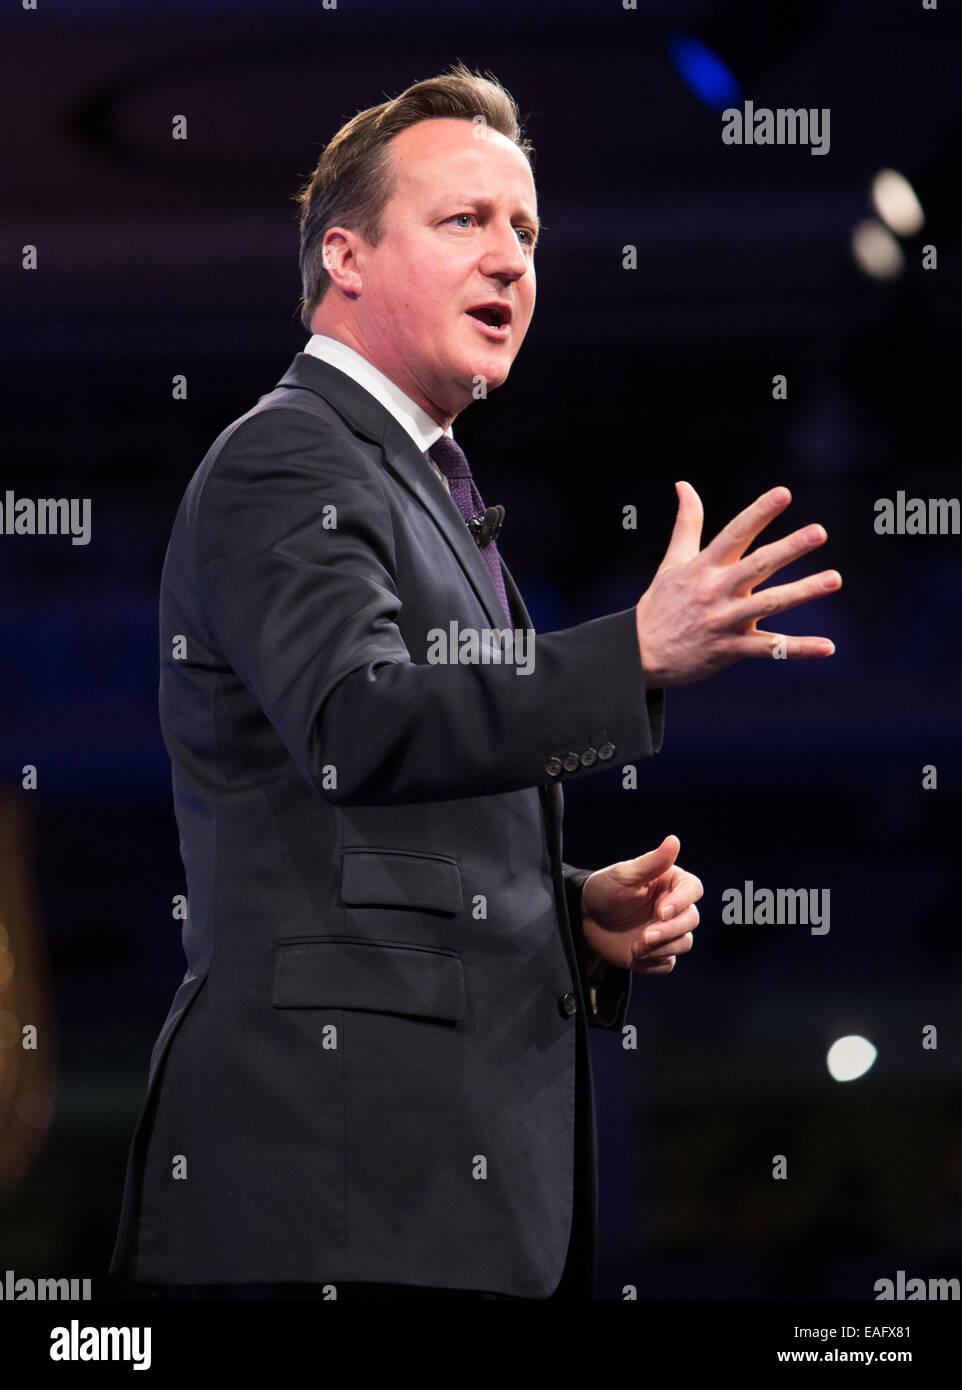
459, 356, 512, 394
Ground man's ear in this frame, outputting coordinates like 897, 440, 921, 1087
321, 227, 364, 299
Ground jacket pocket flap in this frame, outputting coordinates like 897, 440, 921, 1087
340, 848, 463, 915
272, 937, 465, 1022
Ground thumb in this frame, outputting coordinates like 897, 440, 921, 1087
660, 481, 703, 568
625, 834, 681, 884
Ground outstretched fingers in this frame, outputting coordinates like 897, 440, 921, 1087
728, 523, 829, 595
702, 486, 792, 569
734, 569, 842, 626
733, 629, 837, 660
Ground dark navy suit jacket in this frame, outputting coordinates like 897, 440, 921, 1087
109, 351, 665, 1298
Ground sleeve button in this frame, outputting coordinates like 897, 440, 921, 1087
545, 756, 563, 776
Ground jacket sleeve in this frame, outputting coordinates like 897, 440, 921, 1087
192, 407, 664, 806
563, 863, 632, 1032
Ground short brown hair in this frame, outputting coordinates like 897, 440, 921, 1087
293, 61, 534, 330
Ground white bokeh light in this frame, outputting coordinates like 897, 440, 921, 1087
851, 218, 905, 280
871, 168, 925, 236
827, 1034, 878, 1082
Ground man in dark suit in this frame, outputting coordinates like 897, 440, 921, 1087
110, 64, 839, 1301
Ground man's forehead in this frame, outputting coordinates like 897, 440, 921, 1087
390, 118, 535, 193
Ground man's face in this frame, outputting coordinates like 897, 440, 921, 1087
333, 117, 538, 424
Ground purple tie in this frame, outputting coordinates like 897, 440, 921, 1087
428, 435, 511, 623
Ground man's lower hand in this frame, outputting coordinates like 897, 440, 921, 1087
581, 835, 703, 974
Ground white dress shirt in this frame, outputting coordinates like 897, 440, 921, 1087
303, 333, 453, 494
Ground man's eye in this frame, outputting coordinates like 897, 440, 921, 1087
447, 214, 535, 246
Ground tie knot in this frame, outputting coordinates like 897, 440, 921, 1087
428, 434, 472, 481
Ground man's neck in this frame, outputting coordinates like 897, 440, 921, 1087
308, 320, 456, 430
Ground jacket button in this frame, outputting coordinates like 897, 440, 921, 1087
598, 742, 616, 760
580, 747, 597, 767
562, 752, 580, 773
559, 992, 578, 1018
545, 756, 563, 776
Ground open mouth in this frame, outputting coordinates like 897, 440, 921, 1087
466, 304, 512, 338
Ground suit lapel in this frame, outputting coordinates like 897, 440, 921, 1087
276, 353, 508, 632
500, 560, 531, 630
380, 416, 511, 632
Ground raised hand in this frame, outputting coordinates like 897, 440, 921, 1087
635, 482, 841, 687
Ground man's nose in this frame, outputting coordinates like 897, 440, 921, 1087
479, 221, 531, 282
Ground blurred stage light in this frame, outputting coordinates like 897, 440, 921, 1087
827, 1035, 877, 1082
851, 218, 905, 280
666, 35, 741, 112
871, 168, 925, 236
